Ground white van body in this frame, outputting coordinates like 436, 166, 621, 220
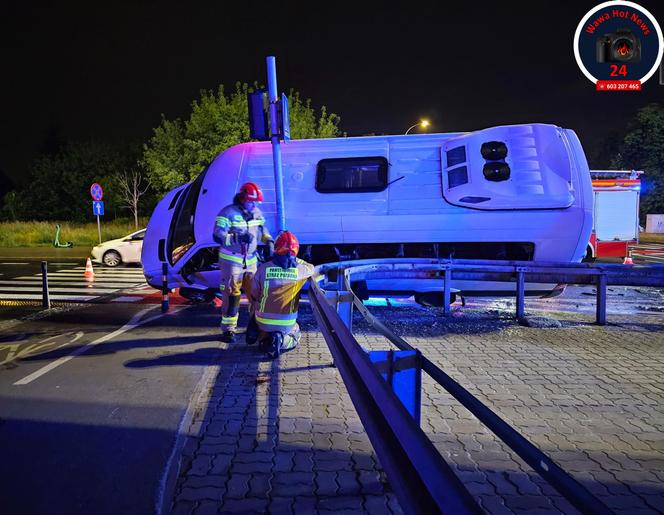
142, 123, 593, 297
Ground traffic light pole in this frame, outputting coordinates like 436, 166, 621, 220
267, 56, 286, 233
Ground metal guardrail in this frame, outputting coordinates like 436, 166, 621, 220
307, 257, 664, 514
319, 257, 664, 325
309, 277, 483, 514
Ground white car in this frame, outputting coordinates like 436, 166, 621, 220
91, 229, 146, 267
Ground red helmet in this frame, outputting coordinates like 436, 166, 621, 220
274, 231, 299, 256
238, 182, 264, 202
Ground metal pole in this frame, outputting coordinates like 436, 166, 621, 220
96, 215, 102, 244
443, 267, 451, 316
516, 268, 525, 319
596, 273, 607, 325
267, 56, 286, 232
41, 261, 50, 309
161, 262, 169, 313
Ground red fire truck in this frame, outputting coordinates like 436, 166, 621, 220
586, 170, 642, 260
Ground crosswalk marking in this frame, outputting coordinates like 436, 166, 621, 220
0, 277, 139, 289
629, 243, 664, 264
0, 266, 147, 303
0, 294, 98, 301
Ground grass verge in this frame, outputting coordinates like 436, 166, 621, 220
640, 233, 664, 244
0, 219, 149, 247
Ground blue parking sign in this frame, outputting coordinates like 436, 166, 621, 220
92, 201, 105, 216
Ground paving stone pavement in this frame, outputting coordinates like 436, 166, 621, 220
168, 308, 401, 515
354, 305, 664, 514
169, 302, 664, 514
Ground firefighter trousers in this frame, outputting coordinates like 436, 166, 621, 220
219, 260, 256, 332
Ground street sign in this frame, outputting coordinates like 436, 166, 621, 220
90, 183, 104, 201
278, 92, 290, 141
92, 201, 105, 216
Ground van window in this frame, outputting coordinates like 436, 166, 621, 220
169, 167, 209, 264
316, 157, 388, 193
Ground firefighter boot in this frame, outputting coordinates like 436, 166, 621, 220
245, 314, 259, 345
264, 332, 283, 359
220, 331, 236, 343
220, 294, 241, 343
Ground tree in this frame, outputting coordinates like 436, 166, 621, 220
117, 170, 151, 230
142, 82, 341, 193
11, 141, 140, 222
611, 104, 664, 220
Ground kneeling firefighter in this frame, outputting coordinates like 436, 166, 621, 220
249, 231, 314, 358
213, 182, 273, 343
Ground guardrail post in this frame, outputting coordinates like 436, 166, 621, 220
443, 267, 451, 316
324, 290, 353, 331
516, 267, 525, 319
368, 349, 422, 425
596, 273, 607, 325
161, 262, 169, 313
41, 260, 50, 309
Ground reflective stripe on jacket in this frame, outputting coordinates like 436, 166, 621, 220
213, 203, 272, 264
250, 258, 315, 333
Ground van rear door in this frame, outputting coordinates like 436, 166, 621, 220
594, 189, 639, 241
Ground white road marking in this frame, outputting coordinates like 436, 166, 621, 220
0, 262, 30, 265
14, 307, 161, 385
0, 264, 145, 303
32, 270, 143, 277
0, 294, 98, 301
46, 270, 143, 275
0, 332, 84, 367
15, 277, 143, 284
0, 280, 140, 288
0, 287, 138, 294
5, 344, 19, 362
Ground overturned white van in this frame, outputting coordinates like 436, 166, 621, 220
141, 123, 593, 300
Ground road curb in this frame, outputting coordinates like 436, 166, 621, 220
156, 338, 222, 515
0, 247, 92, 260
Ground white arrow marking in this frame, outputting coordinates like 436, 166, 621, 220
14, 308, 161, 385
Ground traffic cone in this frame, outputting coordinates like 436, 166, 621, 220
84, 257, 95, 278
623, 253, 634, 265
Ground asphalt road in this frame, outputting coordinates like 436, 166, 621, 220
0, 260, 81, 280
0, 251, 661, 513
0, 302, 222, 515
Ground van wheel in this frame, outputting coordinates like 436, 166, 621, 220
414, 292, 457, 307
582, 246, 595, 263
103, 250, 122, 267
179, 287, 215, 303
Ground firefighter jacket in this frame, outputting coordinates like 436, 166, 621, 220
213, 203, 272, 267
250, 257, 315, 333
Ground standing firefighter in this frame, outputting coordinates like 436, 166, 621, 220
250, 231, 315, 359
213, 182, 273, 343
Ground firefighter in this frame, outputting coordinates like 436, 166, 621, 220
250, 231, 315, 359
213, 182, 273, 343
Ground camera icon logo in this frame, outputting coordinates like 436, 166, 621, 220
597, 29, 642, 63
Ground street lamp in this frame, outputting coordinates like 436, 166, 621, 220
405, 119, 430, 135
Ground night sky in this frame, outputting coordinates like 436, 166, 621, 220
1, 1, 663, 185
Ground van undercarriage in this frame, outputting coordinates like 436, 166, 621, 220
175, 241, 536, 303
